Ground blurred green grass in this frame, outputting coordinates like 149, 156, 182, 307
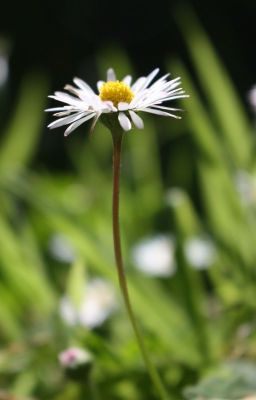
1, 8, 256, 400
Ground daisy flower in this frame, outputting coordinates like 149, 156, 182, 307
45, 68, 188, 136
59, 347, 92, 369
132, 234, 176, 277
60, 278, 116, 329
184, 235, 216, 270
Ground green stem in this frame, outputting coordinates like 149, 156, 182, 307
111, 131, 171, 400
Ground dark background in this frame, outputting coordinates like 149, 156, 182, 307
1, 0, 255, 84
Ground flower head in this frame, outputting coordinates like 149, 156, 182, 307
235, 170, 256, 206
45, 68, 188, 136
248, 85, 256, 111
59, 347, 93, 382
48, 233, 76, 263
184, 236, 216, 270
132, 235, 176, 277
59, 347, 92, 369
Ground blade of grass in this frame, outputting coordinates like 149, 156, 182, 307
0, 72, 48, 179
176, 6, 252, 168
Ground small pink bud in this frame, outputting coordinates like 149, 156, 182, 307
58, 347, 92, 369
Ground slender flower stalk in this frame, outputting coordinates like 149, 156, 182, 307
111, 127, 170, 400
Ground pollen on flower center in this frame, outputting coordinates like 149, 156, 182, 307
99, 81, 134, 106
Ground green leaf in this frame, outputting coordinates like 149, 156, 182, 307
176, 6, 252, 168
168, 60, 224, 166
0, 72, 48, 179
184, 361, 256, 399
66, 258, 86, 308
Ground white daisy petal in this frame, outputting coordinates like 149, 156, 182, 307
107, 68, 116, 82
97, 80, 104, 92
53, 110, 73, 117
122, 75, 132, 86
73, 77, 94, 93
48, 112, 87, 129
64, 84, 80, 96
138, 108, 181, 119
64, 113, 96, 136
90, 112, 102, 134
88, 94, 103, 111
103, 101, 117, 112
166, 80, 182, 91
64, 85, 92, 104
168, 87, 186, 95
140, 68, 159, 90
49, 93, 82, 107
131, 77, 147, 93
118, 112, 132, 131
45, 106, 73, 112
118, 102, 129, 111
150, 73, 170, 87
129, 111, 144, 129
162, 94, 190, 101
153, 105, 183, 112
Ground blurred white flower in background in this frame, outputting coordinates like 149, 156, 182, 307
235, 170, 256, 206
165, 187, 185, 208
0, 55, 8, 88
132, 235, 176, 277
248, 85, 256, 111
60, 278, 116, 329
184, 236, 216, 270
48, 233, 76, 263
0, 39, 9, 88
59, 347, 92, 369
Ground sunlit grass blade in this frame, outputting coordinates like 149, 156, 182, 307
198, 161, 256, 292
168, 60, 224, 166
0, 213, 55, 314
66, 258, 87, 308
0, 283, 22, 339
176, 6, 252, 168
167, 189, 216, 364
0, 72, 48, 179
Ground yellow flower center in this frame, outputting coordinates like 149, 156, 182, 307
99, 81, 134, 107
